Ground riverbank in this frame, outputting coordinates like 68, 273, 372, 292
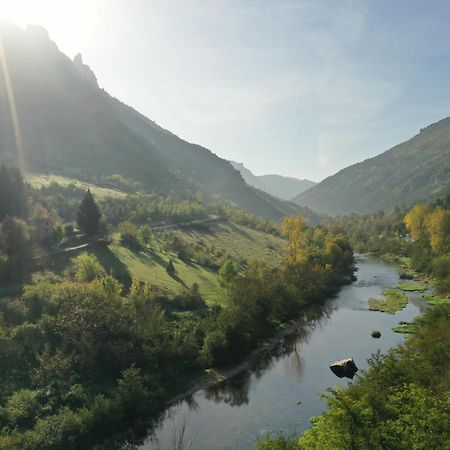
164, 318, 309, 409
132, 255, 424, 450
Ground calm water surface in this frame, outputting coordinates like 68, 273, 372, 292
138, 256, 426, 450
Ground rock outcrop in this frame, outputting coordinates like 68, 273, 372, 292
329, 358, 358, 379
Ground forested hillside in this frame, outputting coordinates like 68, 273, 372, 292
0, 21, 300, 220
294, 118, 450, 215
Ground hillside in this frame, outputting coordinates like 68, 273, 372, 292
230, 161, 316, 200
0, 22, 299, 221
293, 117, 450, 215
50, 221, 287, 305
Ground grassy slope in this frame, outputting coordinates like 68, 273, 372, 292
63, 222, 286, 305
169, 221, 285, 266
26, 173, 127, 199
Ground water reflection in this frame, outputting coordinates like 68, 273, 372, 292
203, 305, 333, 407
110, 256, 423, 450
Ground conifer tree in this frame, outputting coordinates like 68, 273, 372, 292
166, 259, 176, 277
77, 189, 101, 236
0, 166, 28, 220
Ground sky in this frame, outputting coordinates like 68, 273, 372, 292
1, 0, 450, 182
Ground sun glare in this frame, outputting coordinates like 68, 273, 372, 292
0, 0, 101, 56
0, 0, 55, 27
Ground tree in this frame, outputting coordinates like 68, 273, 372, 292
74, 254, 106, 282
118, 220, 140, 248
139, 225, 153, 247
0, 217, 31, 279
282, 215, 306, 265
425, 208, 450, 254
166, 259, 176, 277
0, 166, 28, 220
404, 204, 431, 241
77, 189, 101, 236
219, 259, 237, 294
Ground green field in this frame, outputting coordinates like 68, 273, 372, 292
26, 173, 127, 199
57, 222, 286, 305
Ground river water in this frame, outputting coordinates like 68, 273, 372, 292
137, 255, 426, 450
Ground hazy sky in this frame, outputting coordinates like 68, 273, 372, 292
2, 0, 450, 181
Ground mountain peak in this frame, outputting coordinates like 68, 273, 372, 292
25, 24, 50, 41
73, 52, 98, 87
230, 161, 316, 200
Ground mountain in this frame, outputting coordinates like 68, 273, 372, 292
293, 117, 450, 215
230, 161, 316, 200
0, 21, 304, 221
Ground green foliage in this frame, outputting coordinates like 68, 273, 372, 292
177, 283, 206, 310
118, 220, 141, 249
77, 189, 101, 236
139, 224, 152, 247
218, 258, 238, 292
74, 254, 106, 282
431, 254, 450, 293
0, 165, 28, 220
254, 432, 300, 449
6, 389, 42, 428
0, 216, 31, 280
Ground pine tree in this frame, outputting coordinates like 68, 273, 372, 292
0, 166, 28, 220
166, 259, 176, 277
77, 189, 101, 236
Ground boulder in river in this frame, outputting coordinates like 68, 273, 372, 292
371, 330, 381, 338
329, 358, 358, 379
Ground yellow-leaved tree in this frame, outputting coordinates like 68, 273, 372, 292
425, 208, 450, 254
404, 204, 432, 241
282, 215, 307, 265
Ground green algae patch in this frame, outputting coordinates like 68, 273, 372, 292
368, 289, 408, 314
397, 281, 427, 292
392, 323, 419, 334
422, 293, 450, 306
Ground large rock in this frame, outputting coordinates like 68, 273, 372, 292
329, 358, 358, 379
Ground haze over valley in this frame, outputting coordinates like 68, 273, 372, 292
0, 3, 449, 450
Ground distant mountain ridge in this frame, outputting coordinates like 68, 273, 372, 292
230, 161, 316, 200
293, 117, 450, 215
0, 21, 306, 221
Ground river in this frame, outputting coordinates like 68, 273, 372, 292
136, 255, 426, 450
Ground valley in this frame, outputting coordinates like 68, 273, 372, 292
0, 9, 449, 450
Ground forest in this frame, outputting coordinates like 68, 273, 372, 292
0, 166, 355, 449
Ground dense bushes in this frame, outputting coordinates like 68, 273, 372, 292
0, 216, 356, 448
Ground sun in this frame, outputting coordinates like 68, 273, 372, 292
0, 0, 101, 57
0, 0, 57, 27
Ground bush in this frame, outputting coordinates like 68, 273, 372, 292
74, 254, 106, 282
